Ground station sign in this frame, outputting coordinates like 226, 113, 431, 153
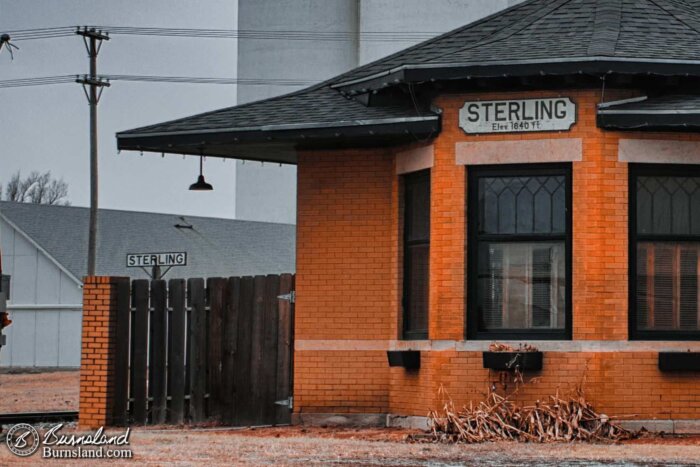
126, 252, 187, 268
459, 97, 576, 134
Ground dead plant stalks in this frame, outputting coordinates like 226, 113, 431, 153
424, 386, 635, 443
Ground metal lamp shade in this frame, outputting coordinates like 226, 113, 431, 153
189, 174, 213, 191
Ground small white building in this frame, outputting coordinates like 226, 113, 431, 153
0, 201, 295, 368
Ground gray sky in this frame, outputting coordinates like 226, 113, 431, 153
0, 0, 239, 218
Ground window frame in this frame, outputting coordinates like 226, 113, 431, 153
629, 163, 700, 341
402, 169, 430, 340
467, 163, 573, 340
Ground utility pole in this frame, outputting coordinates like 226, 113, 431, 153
76, 27, 110, 276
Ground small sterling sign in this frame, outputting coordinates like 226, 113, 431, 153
459, 97, 576, 134
126, 252, 187, 268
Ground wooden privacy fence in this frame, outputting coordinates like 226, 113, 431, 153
111, 274, 295, 426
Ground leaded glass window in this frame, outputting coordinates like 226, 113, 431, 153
468, 165, 571, 339
631, 165, 700, 339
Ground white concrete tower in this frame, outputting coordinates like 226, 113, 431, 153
235, 0, 524, 224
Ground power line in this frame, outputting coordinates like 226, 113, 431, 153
3, 27, 77, 40
106, 75, 314, 86
0, 75, 76, 88
0, 74, 317, 88
5, 25, 440, 42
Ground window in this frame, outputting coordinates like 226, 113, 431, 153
630, 165, 700, 340
468, 164, 571, 339
402, 170, 430, 339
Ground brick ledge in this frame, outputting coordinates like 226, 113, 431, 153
293, 413, 700, 434
295, 339, 700, 352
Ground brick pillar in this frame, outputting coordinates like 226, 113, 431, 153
79, 276, 128, 429
429, 97, 466, 340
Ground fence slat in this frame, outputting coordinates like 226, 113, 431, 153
261, 274, 280, 425
275, 273, 295, 424
233, 276, 254, 426
119, 273, 294, 427
167, 279, 186, 424
249, 275, 267, 426
222, 277, 240, 424
131, 280, 150, 425
112, 278, 131, 426
188, 278, 207, 423
207, 278, 225, 421
149, 280, 167, 424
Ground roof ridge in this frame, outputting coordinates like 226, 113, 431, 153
330, 0, 541, 89
418, 0, 576, 68
588, 0, 623, 56
647, 0, 700, 35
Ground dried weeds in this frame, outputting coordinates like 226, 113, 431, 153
488, 342, 539, 353
421, 385, 634, 444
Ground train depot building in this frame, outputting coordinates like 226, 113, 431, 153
117, 0, 700, 430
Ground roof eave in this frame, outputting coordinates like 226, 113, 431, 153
334, 59, 700, 95
597, 112, 700, 131
116, 116, 441, 164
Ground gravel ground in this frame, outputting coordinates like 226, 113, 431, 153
0, 370, 79, 413
0, 373, 699, 465
0, 426, 699, 466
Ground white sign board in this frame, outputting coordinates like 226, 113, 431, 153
126, 252, 187, 268
459, 97, 576, 134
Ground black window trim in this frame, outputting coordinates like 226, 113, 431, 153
629, 163, 700, 341
402, 169, 430, 340
467, 163, 573, 340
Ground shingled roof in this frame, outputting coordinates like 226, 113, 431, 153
117, 86, 439, 163
333, 0, 700, 94
117, 0, 700, 162
0, 202, 295, 281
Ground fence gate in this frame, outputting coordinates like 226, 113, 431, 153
112, 274, 295, 426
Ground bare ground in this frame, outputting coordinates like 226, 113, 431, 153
0, 373, 699, 465
0, 425, 699, 466
0, 370, 79, 413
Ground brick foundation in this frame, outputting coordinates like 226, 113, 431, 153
78, 276, 127, 429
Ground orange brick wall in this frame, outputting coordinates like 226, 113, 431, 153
434, 89, 635, 340
294, 88, 700, 421
430, 117, 466, 340
295, 149, 398, 414
391, 351, 700, 419
295, 351, 389, 414
79, 276, 127, 429
296, 149, 398, 341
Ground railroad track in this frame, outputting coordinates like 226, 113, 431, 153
0, 411, 78, 425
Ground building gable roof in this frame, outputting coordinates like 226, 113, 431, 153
0, 202, 295, 280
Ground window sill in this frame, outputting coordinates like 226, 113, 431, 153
387, 340, 700, 353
